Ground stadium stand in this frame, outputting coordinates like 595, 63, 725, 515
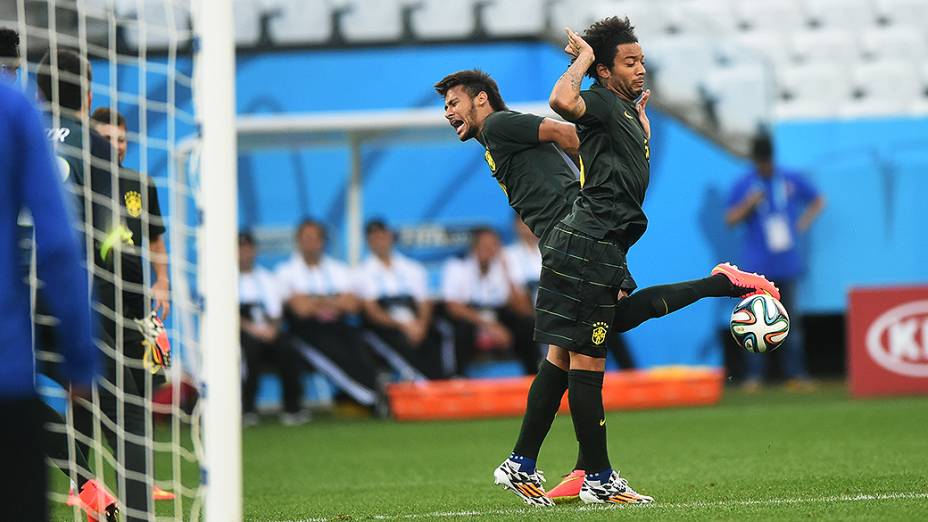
410, 0, 478, 40
482, 0, 546, 37
7, 0, 927, 132
264, 0, 334, 45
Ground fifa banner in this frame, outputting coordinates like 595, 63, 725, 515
848, 286, 928, 398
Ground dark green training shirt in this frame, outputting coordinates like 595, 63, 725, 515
476, 110, 580, 239
561, 83, 650, 246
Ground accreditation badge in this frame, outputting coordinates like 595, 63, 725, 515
763, 213, 793, 253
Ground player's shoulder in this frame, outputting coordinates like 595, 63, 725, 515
583, 84, 616, 105
483, 109, 517, 131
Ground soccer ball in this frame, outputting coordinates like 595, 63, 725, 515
730, 294, 790, 353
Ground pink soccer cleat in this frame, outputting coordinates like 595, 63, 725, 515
711, 262, 780, 300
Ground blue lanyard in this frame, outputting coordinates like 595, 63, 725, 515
757, 174, 788, 217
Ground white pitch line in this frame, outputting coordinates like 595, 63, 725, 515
273, 491, 928, 522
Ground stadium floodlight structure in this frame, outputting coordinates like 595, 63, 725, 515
209, 101, 559, 265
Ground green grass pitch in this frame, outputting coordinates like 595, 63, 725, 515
51, 382, 928, 521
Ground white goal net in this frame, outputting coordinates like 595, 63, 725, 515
5, 1, 238, 520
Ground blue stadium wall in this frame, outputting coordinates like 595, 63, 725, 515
93, 42, 927, 369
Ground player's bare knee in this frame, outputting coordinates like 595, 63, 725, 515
568, 352, 606, 372
546, 345, 570, 370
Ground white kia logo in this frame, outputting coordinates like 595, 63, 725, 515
865, 300, 928, 378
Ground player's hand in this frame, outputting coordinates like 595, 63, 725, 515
152, 278, 170, 320
401, 321, 427, 347
636, 89, 651, 139
486, 322, 513, 348
746, 190, 765, 208
564, 28, 593, 60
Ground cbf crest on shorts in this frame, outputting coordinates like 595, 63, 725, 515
592, 321, 609, 345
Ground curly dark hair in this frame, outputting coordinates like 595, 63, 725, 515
580, 16, 638, 81
434, 69, 508, 112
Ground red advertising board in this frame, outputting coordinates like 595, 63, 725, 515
848, 286, 928, 398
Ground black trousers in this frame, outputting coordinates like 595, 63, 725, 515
0, 397, 46, 522
363, 323, 446, 380
72, 323, 152, 522
241, 331, 304, 414
289, 318, 380, 404
452, 307, 540, 375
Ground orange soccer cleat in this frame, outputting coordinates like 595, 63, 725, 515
711, 262, 780, 301
546, 469, 585, 504
152, 484, 176, 501
73, 479, 118, 522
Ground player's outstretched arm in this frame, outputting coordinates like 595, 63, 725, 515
549, 28, 593, 121
538, 118, 579, 157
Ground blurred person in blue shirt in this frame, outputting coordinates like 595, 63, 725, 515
0, 81, 98, 521
726, 134, 825, 391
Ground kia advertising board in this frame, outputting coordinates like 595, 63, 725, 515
848, 286, 928, 398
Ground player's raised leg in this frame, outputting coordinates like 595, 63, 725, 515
610, 265, 779, 334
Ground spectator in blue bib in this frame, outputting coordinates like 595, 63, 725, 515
725, 133, 825, 391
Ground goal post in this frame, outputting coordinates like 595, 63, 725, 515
191, 0, 241, 520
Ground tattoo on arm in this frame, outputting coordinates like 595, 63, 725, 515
560, 68, 582, 92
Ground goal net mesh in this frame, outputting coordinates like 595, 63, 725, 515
6, 1, 207, 520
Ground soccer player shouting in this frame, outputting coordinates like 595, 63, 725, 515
436, 40, 777, 505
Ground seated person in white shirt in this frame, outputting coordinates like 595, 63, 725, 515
276, 220, 381, 409
503, 215, 543, 300
238, 232, 306, 425
442, 227, 538, 375
357, 220, 446, 380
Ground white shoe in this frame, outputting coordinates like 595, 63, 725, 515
279, 411, 311, 426
579, 470, 653, 504
493, 459, 554, 507
243, 412, 260, 427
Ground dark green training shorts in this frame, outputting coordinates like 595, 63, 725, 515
534, 224, 634, 358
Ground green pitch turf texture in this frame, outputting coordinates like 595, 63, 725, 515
50, 382, 928, 521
